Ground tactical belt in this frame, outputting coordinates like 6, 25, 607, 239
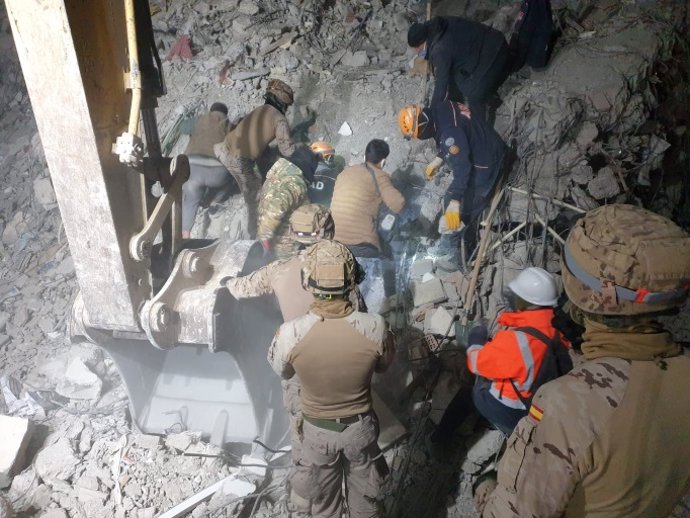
564, 246, 689, 304
304, 412, 369, 433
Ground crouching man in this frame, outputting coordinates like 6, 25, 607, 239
268, 240, 395, 517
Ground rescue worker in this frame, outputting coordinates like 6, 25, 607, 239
398, 101, 506, 270
464, 267, 571, 436
226, 204, 336, 321
407, 16, 509, 120
509, 0, 554, 72
476, 204, 690, 517
308, 141, 340, 207
256, 147, 318, 260
268, 240, 395, 518
330, 139, 405, 257
182, 102, 231, 239
213, 79, 296, 237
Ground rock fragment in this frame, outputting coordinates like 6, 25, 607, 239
0, 415, 32, 489
34, 438, 79, 484
56, 358, 102, 401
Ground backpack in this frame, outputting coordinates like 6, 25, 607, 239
509, 326, 573, 409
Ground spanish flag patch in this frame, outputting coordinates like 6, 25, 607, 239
529, 404, 544, 422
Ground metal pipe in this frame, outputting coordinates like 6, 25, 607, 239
124, 0, 142, 135
489, 221, 528, 252
508, 186, 586, 214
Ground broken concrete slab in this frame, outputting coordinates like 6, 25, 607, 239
410, 258, 434, 278
34, 437, 79, 484
56, 358, 102, 401
424, 307, 456, 338
0, 415, 32, 488
165, 431, 201, 452
133, 434, 161, 450
412, 276, 447, 307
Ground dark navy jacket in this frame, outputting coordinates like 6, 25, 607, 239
308, 161, 339, 207
434, 101, 506, 205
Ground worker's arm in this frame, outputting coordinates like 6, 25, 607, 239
430, 47, 452, 108
225, 262, 280, 299
275, 115, 296, 157
257, 177, 308, 241
466, 330, 526, 380
375, 329, 396, 373
267, 323, 298, 379
444, 128, 472, 202
377, 171, 406, 214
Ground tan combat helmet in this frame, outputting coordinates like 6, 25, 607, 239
289, 204, 335, 245
301, 240, 357, 297
266, 78, 294, 106
561, 204, 690, 315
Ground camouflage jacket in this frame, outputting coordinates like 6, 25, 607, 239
257, 158, 308, 246
481, 354, 690, 517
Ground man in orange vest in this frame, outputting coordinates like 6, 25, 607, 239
465, 267, 571, 435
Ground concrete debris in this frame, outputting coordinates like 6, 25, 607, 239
0, 497, 11, 518
411, 259, 434, 278
165, 431, 201, 452
38, 510, 68, 518
34, 437, 79, 484
338, 121, 353, 136
412, 276, 447, 307
424, 307, 456, 338
32, 177, 57, 210
56, 358, 102, 401
587, 166, 621, 199
0, 415, 32, 488
461, 430, 505, 474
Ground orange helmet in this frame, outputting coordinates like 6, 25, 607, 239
310, 141, 335, 159
398, 104, 423, 139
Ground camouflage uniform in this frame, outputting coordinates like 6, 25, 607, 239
257, 158, 308, 260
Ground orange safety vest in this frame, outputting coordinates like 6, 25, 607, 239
466, 308, 569, 410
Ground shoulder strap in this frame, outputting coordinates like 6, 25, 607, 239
364, 163, 383, 198
514, 326, 557, 349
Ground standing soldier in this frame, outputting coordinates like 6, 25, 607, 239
214, 79, 297, 236
476, 204, 690, 517
398, 101, 506, 270
256, 148, 318, 260
182, 102, 231, 239
268, 240, 395, 518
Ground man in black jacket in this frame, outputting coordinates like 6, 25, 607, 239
408, 16, 509, 120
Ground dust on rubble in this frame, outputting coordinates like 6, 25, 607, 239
1, 0, 690, 516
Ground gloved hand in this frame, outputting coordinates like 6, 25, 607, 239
467, 322, 489, 347
425, 156, 444, 180
444, 200, 462, 231
261, 238, 272, 256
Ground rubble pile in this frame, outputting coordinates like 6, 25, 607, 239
1, 0, 690, 517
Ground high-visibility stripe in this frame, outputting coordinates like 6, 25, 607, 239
489, 384, 526, 410
467, 345, 481, 373
514, 331, 535, 392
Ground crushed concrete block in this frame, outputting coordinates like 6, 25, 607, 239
424, 307, 456, 337
587, 166, 620, 199
133, 434, 160, 450
412, 276, 447, 307
35, 437, 79, 484
165, 431, 200, 452
56, 358, 102, 401
32, 177, 57, 210
0, 415, 32, 488
411, 258, 434, 278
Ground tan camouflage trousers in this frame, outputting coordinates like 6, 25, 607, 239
283, 378, 312, 513
296, 414, 388, 518
215, 149, 261, 237
274, 233, 299, 260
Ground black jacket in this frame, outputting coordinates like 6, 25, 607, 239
427, 16, 507, 107
433, 101, 506, 206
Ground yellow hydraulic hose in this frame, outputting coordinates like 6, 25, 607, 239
124, 0, 142, 135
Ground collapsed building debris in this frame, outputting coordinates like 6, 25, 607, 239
0, 0, 689, 517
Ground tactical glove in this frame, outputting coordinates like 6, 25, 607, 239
444, 200, 462, 231
425, 156, 444, 180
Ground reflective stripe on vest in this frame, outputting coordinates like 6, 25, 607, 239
514, 331, 535, 392
489, 384, 526, 410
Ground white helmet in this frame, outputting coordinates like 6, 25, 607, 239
508, 267, 559, 307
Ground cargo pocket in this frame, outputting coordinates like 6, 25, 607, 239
497, 417, 536, 494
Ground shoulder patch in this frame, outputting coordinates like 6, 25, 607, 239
444, 137, 455, 147
449, 145, 460, 155
529, 403, 544, 422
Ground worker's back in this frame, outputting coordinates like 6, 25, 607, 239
224, 104, 284, 160
185, 111, 228, 158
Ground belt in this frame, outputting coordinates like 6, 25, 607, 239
304, 412, 369, 432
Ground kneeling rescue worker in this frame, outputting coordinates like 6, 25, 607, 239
476, 204, 690, 517
268, 240, 395, 518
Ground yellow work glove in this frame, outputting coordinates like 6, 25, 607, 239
444, 200, 462, 231
425, 156, 444, 180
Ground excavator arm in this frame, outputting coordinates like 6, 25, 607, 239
5, 0, 286, 445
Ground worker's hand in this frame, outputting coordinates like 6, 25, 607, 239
467, 322, 489, 347
260, 239, 272, 256
425, 156, 444, 180
444, 200, 461, 231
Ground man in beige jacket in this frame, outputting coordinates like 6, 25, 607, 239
330, 139, 405, 256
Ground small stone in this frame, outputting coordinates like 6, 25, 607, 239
338, 122, 353, 136
587, 166, 620, 200
35, 437, 79, 484
237, 0, 259, 15
33, 177, 57, 210
55, 358, 102, 401
0, 415, 32, 489
134, 434, 161, 450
